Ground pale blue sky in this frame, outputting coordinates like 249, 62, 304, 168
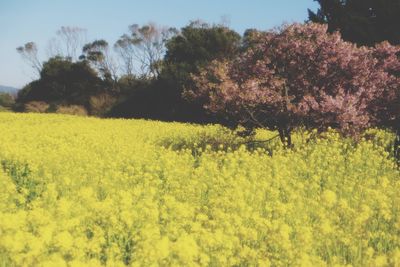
0, 0, 318, 88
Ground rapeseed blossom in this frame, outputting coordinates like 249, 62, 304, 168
0, 112, 399, 266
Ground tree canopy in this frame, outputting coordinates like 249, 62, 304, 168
17, 56, 105, 108
309, 0, 400, 46
186, 23, 400, 146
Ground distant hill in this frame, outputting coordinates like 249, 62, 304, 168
0, 85, 19, 95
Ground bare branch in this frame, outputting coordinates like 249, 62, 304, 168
16, 42, 42, 76
46, 37, 63, 58
56, 26, 87, 61
115, 22, 177, 78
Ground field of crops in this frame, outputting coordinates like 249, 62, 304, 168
0, 112, 399, 266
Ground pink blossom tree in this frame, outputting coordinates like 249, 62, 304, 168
372, 42, 400, 159
186, 23, 399, 148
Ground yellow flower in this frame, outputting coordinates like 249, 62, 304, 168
54, 231, 74, 251
0, 113, 399, 266
173, 234, 199, 263
156, 237, 170, 259
374, 255, 388, 267
322, 190, 337, 207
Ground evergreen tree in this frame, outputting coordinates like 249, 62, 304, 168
308, 0, 400, 46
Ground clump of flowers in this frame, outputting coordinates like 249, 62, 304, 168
0, 113, 399, 266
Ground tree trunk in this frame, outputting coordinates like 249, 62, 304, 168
278, 128, 293, 149
286, 129, 292, 148
395, 129, 400, 164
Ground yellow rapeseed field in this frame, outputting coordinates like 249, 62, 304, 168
0, 112, 399, 266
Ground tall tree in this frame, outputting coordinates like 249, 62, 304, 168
158, 21, 241, 122
163, 20, 241, 83
114, 34, 136, 77
371, 41, 400, 160
114, 23, 177, 77
18, 26, 87, 78
309, 0, 400, 46
55, 26, 87, 61
81, 40, 119, 84
186, 23, 398, 146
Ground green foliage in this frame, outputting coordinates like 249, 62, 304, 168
17, 56, 106, 109
0, 93, 15, 109
0, 160, 41, 205
163, 21, 241, 88
309, 0, 400, 46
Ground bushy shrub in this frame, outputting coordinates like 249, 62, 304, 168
0, 93, 15, 108
89, 93, 117, 117
16, 57, 107, 108
55, 105, 88, 116
24, 101, 50, 113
